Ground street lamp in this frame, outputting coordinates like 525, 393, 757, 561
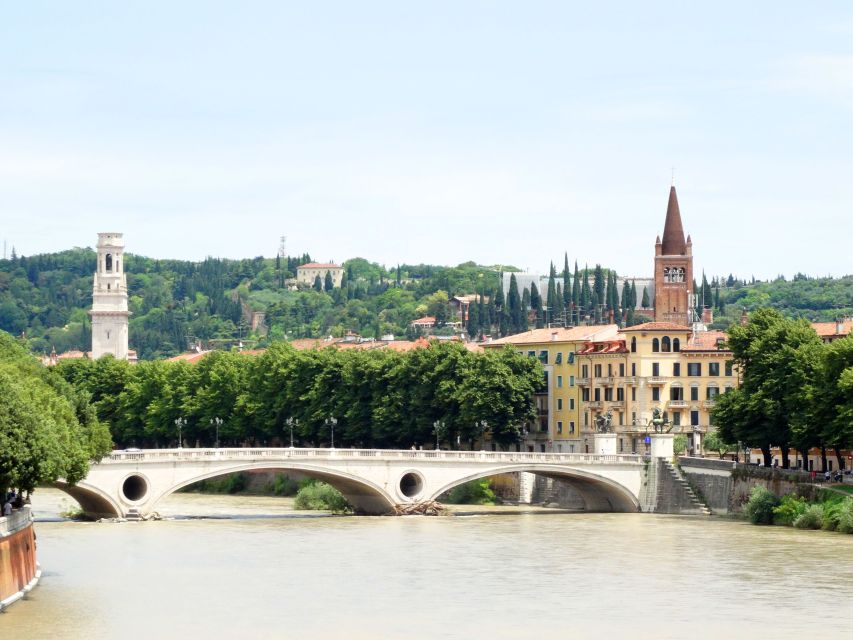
286, 417, 298, 448
210, 417, 222, 448
476, 420, 489, 450
325, 416, 337, 448
433, 420, 444, 450
174, 417, 185, 449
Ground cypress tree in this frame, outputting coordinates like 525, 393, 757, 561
641, 286, 650, 308
531, 282, 544, 329
467, 299, 480, 339
593, 264, 605, 309
507, 274, 524, 333
580, 264, 591, 320
522, 287, 531, 313
572, 261, 581, 323
324, 271, 334, 291
555, 283, 565, 326
314, 275, 322, 291
546, 262, 557, 327
478, 292, 486, 337
562, 253, 571, 308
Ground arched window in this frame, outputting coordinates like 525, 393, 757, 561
630, 336, 637, 353
661, 336, 671, 352
105, 254, 113, 272
673, 338, 680, 352
652, 338, 660, 352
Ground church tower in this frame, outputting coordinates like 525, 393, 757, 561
90, 233, 130, 360
654, 187, 693, 325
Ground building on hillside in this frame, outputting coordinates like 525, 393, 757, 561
410, 316, 436, 330
811, 318, 853, 343
88, 232, 137, 362
296, 263, 344, 288
502, 273, 545, 300
483, 325, 619, 452
450, 295, 490, 323
654, 187, 694, 325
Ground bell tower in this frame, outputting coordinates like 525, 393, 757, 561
654, 187, 693, 325
90, 232, 130, 360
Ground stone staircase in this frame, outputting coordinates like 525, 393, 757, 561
659, 460, 712, 516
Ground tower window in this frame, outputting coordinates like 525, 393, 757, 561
661, 336, 671, 352
105, 254, 113, 272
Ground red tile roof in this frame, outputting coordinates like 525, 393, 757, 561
483, 325, 618, 347
298, 263, 342, 269
811, 320, 853, 338
682, 330, 729, 352
576, 340, 629, 354
620, 322, 692, 332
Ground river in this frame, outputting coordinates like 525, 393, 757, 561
2, 489, 851, 639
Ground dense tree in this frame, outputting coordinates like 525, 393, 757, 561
530, 283, 543, 329
0, 331, 111, 493
507, 274, 525, 334
713, 309, 823, 467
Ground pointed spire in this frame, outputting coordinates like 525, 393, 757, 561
661, 186, 686, 255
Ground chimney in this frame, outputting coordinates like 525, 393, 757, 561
551, 331, 558, 341
837, 319, 844, 336
702, 307, 714, 324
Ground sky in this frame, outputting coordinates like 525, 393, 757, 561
2, 1, 852, 281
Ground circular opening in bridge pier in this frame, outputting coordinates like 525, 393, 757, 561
399, 472, 424, 498
122, 475, 148, 502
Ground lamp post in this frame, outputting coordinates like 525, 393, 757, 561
476, 420, 489, 450
174, 417, 185, 449
325, 416, 337, 448
210, 417, 222, 448
433, 420, 444, 450
286, 417, 298, 448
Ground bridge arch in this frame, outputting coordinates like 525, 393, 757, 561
52, 481, 123, 519
152, 462, 397, 515
430, 464, 640, 512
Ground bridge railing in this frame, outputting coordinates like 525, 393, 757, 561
103, 448, 642, 465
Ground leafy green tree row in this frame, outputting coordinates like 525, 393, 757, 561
57, 341, 543, 451
0, 331, 112, 493
713, 309, 853, 468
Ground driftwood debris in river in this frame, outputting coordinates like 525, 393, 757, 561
394, 500, 447, 516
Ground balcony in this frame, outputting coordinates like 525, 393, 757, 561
576, 377, 590, 386
668, 399, 688, 408
703, 399, 717, 409
622, 377, 637, 386
608, 401, 625, 409
597, 376, 614, 385
586, 400, 602, 409
648, 377, 666, 386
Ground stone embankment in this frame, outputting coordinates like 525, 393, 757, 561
0, 507, 41, 612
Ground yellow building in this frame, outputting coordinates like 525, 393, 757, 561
577, 323, 737, 455
483, 325, 618, 452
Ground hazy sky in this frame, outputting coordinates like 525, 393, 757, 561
2, 2, 852, 280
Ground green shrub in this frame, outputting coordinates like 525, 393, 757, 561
793, 505, 823, 530
773, 494, 808, 526
745, 486, 780, 525
270, 473, 299, 496
293, 480, 351, 513
445, 479, 497, 505
836, 499, 853, 534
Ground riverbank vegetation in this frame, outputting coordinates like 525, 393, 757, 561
713, 309, 852, 468
444, 479, 498, 505
0, 331, 111, 494
293, 480, 351, 514
180, 472, 299, 496
56, 341, 542, 450
744, 486, 853, 533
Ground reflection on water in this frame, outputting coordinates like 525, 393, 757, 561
5, 489, 852, 639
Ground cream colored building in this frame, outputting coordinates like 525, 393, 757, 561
577, 323, 737, 455
483, 325, 618, 452
296, 263, 344, 288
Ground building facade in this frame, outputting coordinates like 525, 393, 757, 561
296, 263, 344, 288
483, 325, 619, 452
90, 232, 131, 360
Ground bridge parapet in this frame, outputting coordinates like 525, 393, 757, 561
105, 447, 643, 466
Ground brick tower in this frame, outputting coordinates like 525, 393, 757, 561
654, 187, 693, 325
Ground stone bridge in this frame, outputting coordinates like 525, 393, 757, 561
56, 445, 660, 519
